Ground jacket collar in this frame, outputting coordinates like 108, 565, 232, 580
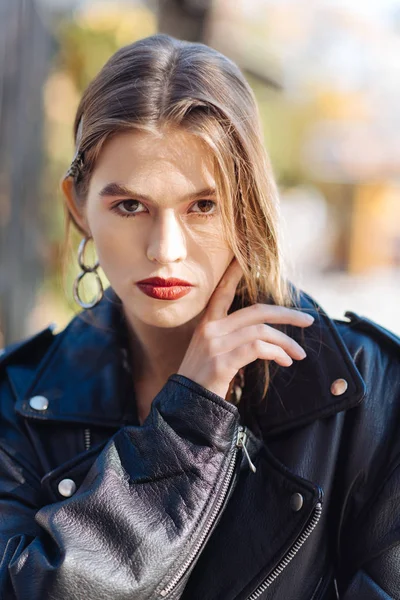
242, 287, 367, 437
9, 287, 138, 428
8, 285, 366, 436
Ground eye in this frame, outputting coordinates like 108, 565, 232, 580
189, 200, 217, 218
111, 200, 146, 217
110, 198, 218, 219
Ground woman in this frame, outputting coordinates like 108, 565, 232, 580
0, 33, 399, 600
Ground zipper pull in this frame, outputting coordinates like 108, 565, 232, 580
236, 426, 257, 473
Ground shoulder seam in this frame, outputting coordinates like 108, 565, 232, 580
343, 311, 400, 354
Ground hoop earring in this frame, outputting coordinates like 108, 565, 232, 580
73, 237, 104, 309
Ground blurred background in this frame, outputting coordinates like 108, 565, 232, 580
0, 0, 399, 346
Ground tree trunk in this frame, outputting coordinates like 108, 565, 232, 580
0, 0, 53, 345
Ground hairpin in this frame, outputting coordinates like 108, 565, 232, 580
65, 151, 84, 179
65, 115, 84, 180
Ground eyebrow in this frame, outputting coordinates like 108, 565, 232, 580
98, 182, 217, 203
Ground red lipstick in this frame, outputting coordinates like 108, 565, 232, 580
136, 277, 194, 300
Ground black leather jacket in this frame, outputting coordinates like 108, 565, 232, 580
1, 286, 400, 600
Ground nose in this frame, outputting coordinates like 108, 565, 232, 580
146, 210, 187, 264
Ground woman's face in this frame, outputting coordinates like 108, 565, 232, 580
82, 127, 235, 328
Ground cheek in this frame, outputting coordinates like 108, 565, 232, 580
209, 247, 235, 287
87, 214, 137, 271
190, 222, 231, 253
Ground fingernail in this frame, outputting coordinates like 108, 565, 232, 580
299, 348, 307, 358
305, 314, 314, 323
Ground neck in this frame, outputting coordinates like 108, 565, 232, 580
123, 308, 205, 387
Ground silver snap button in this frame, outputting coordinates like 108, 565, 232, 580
29, 395, 49, 411
290, 492, 304, 512
58, 478, 77, 497
330, 378, 348, 396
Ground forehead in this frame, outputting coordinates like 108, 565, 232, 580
89, 128, 215, 196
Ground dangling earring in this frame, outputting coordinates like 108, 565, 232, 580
73, 237, 104, 309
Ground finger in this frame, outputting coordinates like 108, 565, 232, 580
211, 323, 307, 360
205, 257, 245, 322
211, 304, 314, 336
226, 339, 294, 370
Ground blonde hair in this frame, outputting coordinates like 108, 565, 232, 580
63, 33, 300, 411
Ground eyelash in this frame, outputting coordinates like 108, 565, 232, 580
110, 199, 217, 219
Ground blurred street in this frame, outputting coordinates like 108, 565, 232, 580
293, 268, 400, 335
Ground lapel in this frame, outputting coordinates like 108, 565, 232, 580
239, 287, 367, 437
8, 287, 138, 427
5, 285, 366, 434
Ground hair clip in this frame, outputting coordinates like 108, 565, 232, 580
65, 151, 84, 179
64, 115, 84, 180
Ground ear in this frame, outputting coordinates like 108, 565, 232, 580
60, 177, 90, 236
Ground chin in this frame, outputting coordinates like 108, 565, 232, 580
140, 312, 199, 328
131, 300, 203, 327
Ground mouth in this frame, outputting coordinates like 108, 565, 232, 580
136, 277, 193, 287
136, 281, 193, 301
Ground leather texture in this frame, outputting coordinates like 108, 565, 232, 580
0, 286, 399, 599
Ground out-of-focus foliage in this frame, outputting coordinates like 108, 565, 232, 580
58, 4, 156, 91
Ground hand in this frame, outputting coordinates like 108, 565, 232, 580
177, 257, 314, 400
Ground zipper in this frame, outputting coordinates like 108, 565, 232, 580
246, 501, 323, 600
236, 426, 257, 472
159, 424, 255, 597
84, 428, 91, 451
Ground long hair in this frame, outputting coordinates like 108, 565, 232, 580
63, 33, 300, 409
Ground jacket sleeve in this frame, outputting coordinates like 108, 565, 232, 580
337, 456, 400, 599
334, 317, 400, 599
0, 374, 242, 600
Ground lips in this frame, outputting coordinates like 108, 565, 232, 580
136, 277, 193, 287
136, 277, 194, 301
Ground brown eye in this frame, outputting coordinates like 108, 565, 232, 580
120, 200, 141, 213
190, 200, 217, 216
111, 200, 146, 217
